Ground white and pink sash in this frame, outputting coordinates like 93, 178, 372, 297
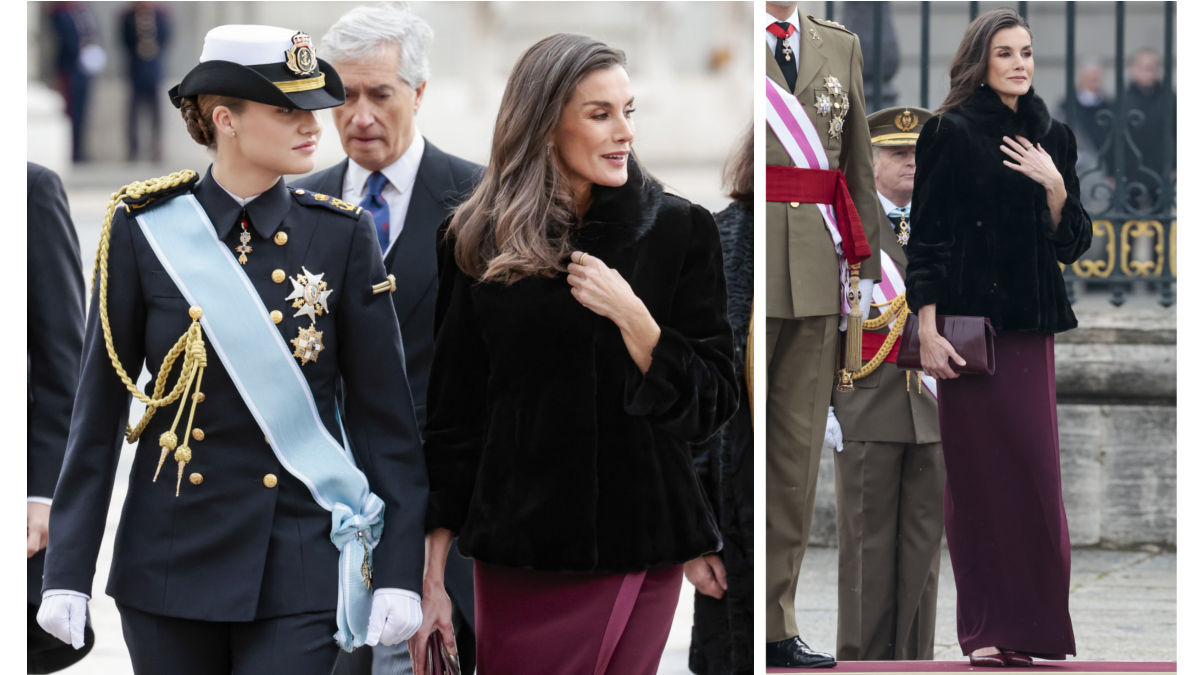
871, 251, 938, 398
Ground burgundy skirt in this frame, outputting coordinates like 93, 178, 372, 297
474, 561, 683, 675
937, 331, 1076, 659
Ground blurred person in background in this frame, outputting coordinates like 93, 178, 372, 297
1056, 59, 1111, 163
50, 2, 106, 163
294, 4, 483, 674
27, 161, 92, 674
121, 2, 172, 162
413, 32, 737, 675
36, 25, 428, 674
687, 125, 753, 675
1119, 48, 1175, 211
906, 7, 1091, 667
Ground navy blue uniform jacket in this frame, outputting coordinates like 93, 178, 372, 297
42, 169, 428, 621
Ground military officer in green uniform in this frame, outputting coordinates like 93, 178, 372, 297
828, 106, 944, 661
764, 1, 881, 668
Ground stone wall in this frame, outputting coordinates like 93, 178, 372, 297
811, 297, 1177, 549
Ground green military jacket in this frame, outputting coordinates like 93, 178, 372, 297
766, 13, 881, 319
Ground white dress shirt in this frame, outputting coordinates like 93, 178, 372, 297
342, 131, 425, 256
763, 7, 801, 63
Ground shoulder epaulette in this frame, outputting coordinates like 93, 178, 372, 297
122, 170, 199, 212
291, 188, 363, 217
809, 16, 854, 34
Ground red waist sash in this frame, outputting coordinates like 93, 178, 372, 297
766, 165, 872, 264
861, 329, 899, 364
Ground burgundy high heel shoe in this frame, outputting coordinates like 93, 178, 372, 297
1001, 650, 1033, 667
968, 651, 1007, 667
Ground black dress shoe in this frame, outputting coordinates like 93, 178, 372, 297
766, 636, 836, 668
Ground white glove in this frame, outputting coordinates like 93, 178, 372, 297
824, 406, 844, 453
839, 279, 876, 331
365, 588, 423, 646
37, 590, 89, 649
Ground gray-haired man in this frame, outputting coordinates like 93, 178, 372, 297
294, 5, 481, 675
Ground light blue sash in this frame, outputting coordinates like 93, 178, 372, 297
136, 194, 380, 651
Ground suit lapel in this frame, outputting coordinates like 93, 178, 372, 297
794, 14, 828, 99
387, 140, 452, 323
317, 159, 349, 196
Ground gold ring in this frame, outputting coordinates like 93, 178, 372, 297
1023, 144, 1033, 150
579, 253, 588, 264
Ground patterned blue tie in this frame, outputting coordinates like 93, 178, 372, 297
360, 171, 390, 253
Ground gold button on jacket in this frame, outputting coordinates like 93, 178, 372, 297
263, 473, 278, 488
274, 231, 288, 246
272, 269, 286, 283
270, 310, 283, 324
189, 473, 204, 485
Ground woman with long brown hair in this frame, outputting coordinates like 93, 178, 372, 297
905, 7, 1091, 667
410, 33, 737, 675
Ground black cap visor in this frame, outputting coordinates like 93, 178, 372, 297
169, 57, 345, 110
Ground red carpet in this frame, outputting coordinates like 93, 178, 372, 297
766, 661, 1176, 673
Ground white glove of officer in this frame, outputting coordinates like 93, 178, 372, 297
37, 589, 89, 649
838, 279, 875, 331
366, 588, 424, 646
823, 406, 844, 453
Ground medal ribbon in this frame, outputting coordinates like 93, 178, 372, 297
136, 195, 382, 650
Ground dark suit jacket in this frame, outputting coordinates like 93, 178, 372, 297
293, 140, 482, 427
43, 170, 428, 620
27, 163, 85, 604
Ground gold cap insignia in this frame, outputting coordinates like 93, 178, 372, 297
895, 109, 918, 132
284, 32, 318, 77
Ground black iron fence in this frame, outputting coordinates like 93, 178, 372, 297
829, 1, 1177, 306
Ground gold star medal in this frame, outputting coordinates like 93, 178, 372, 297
284, 266, 333, 323
823, 75, 843, 97
815, 93, 833, 116
290, 324, 325, 365
816, 75, 850, 140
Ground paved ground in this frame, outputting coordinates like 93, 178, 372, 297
54, 478, 1175, 675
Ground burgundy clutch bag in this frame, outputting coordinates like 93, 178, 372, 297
896, 314, 996, 375
427, 632, 461, 675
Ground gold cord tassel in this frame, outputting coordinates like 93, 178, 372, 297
844, 263, 864, 372
89, 170, 215, 495
840, 293, 911, 390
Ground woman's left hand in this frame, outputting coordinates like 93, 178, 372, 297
999, 135, 1064, 191
567, 250, 661, 373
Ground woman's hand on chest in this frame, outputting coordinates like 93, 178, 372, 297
999, 134, 1064, 192
567, 250, 661, 373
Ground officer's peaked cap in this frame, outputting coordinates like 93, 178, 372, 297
169, 25, 344, 111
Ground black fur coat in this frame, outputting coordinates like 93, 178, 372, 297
424, 160, 737, 573
905, 86, 1093, 333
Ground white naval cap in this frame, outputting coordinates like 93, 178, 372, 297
169, 24, 344, 111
